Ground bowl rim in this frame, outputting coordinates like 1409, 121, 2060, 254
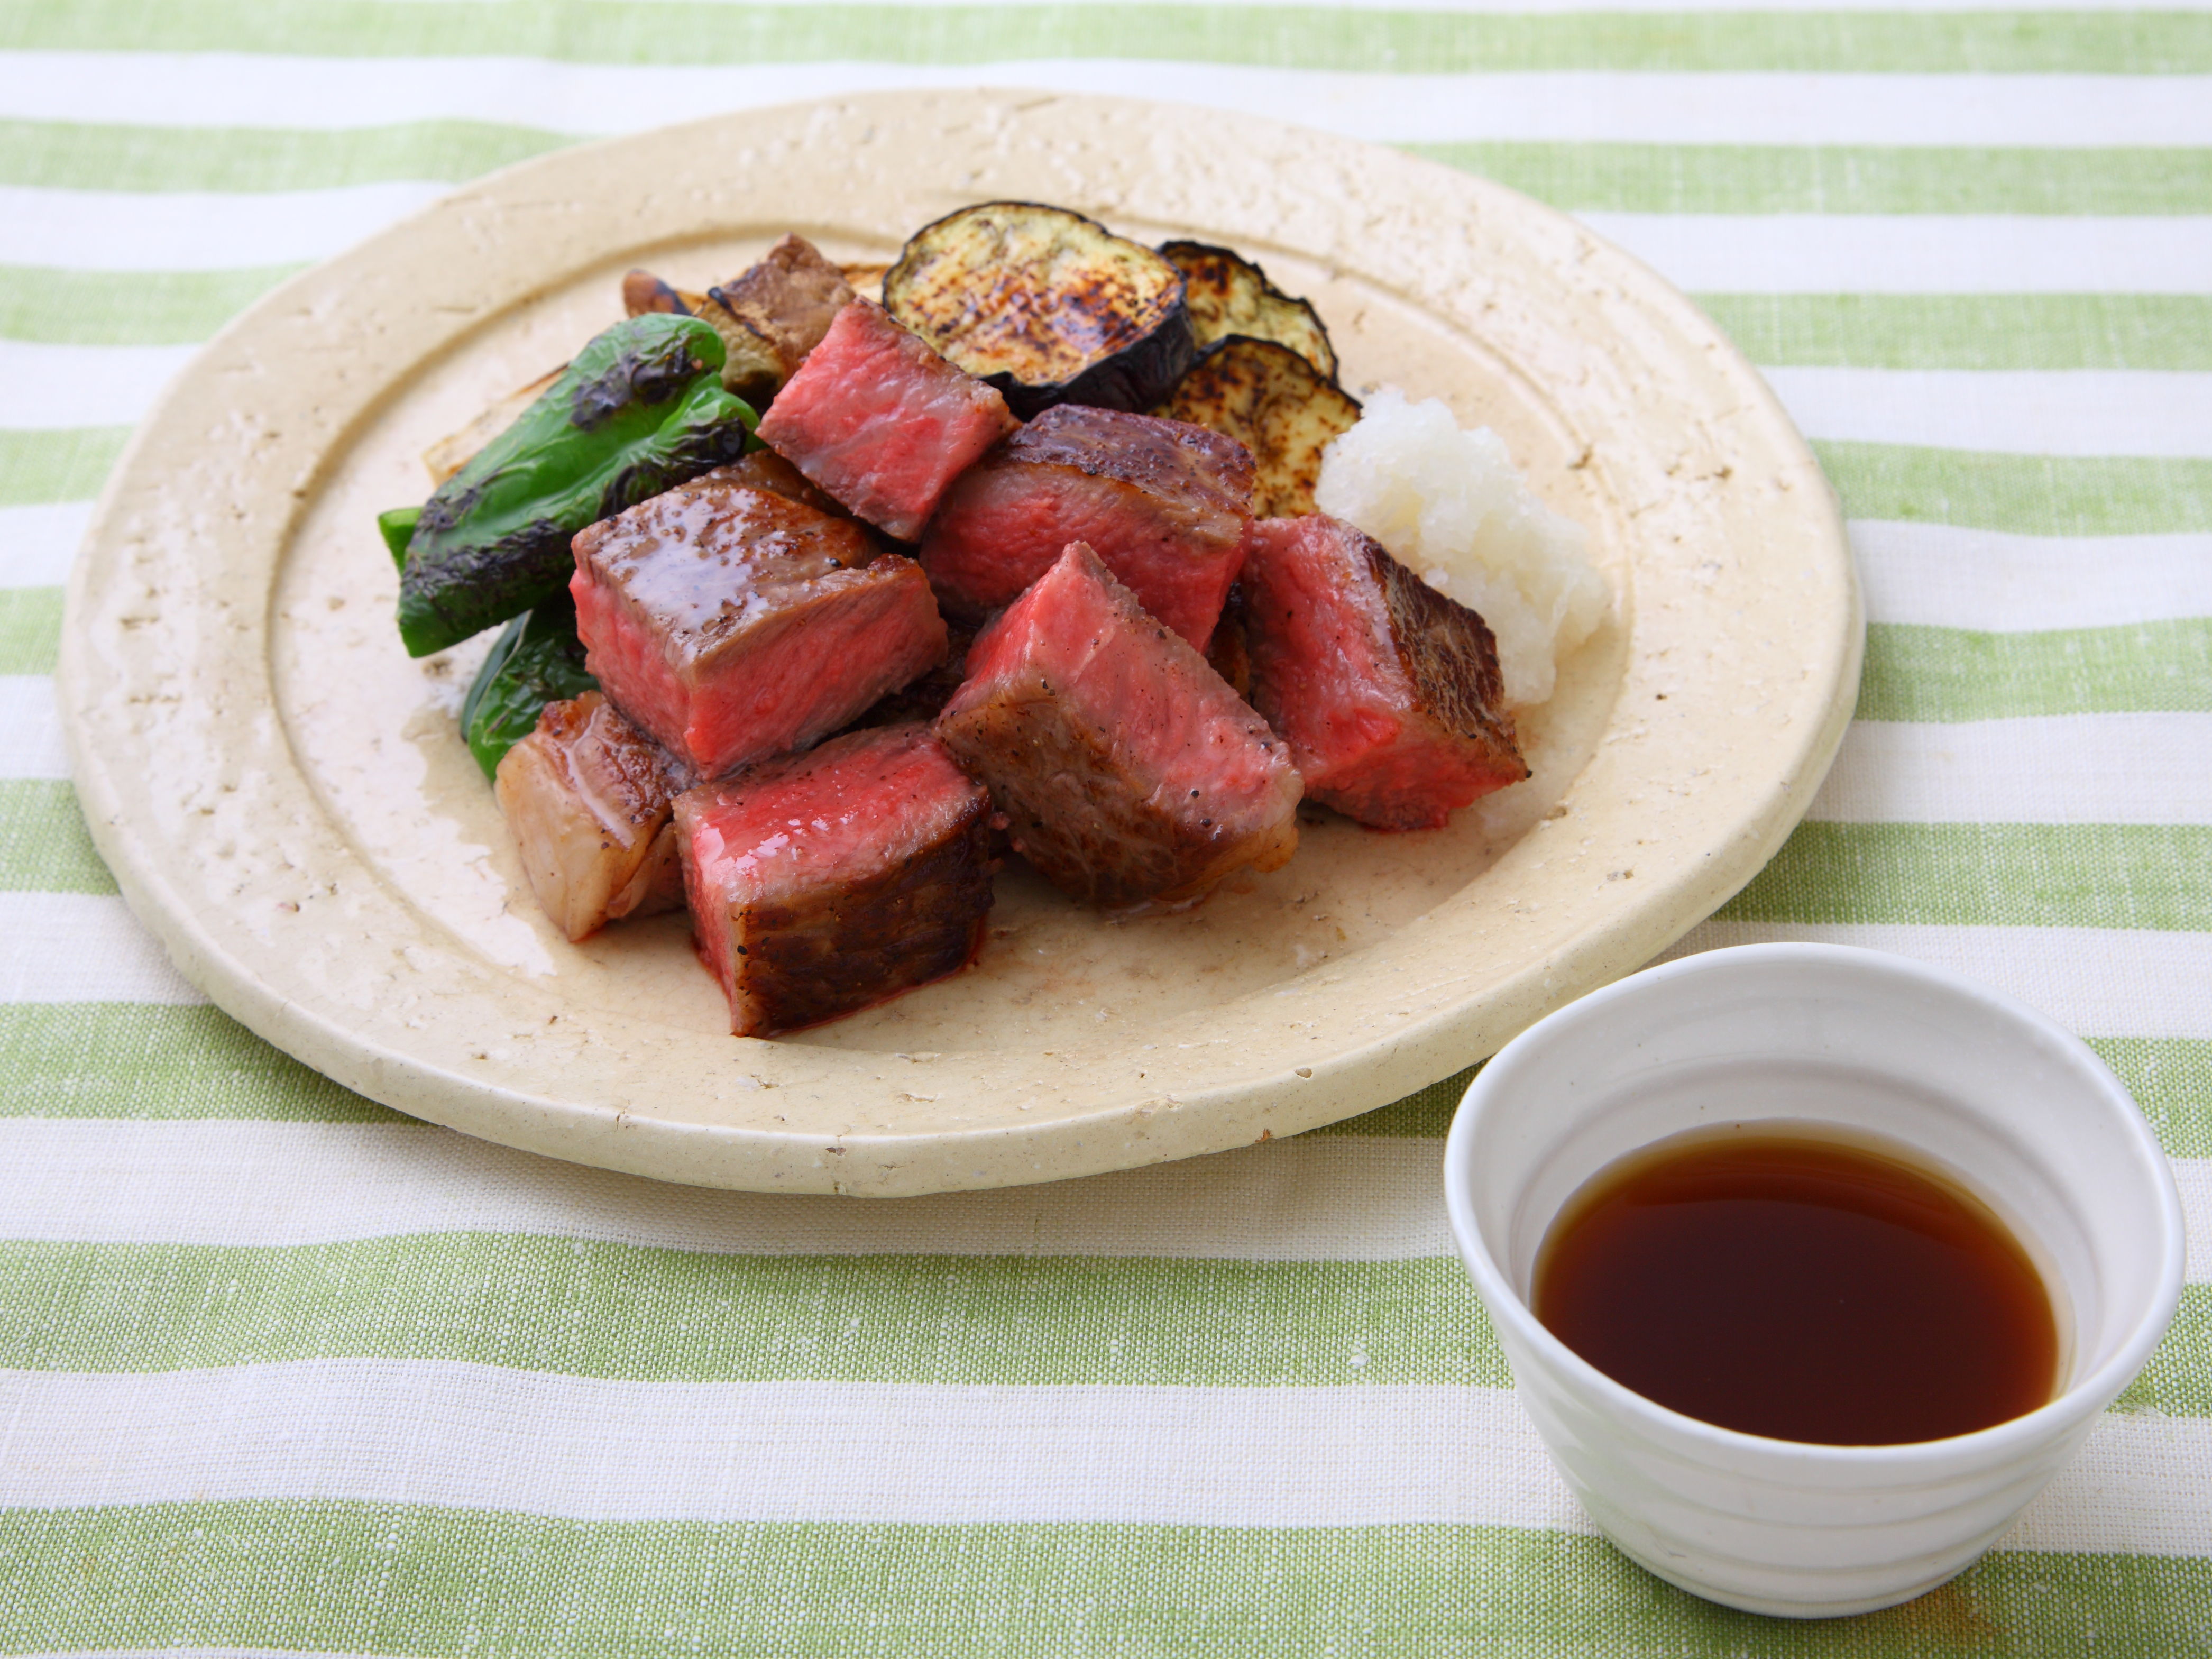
1441, 940, 2188, 1471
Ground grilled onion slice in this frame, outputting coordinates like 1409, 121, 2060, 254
1155, 336, 1360, 518
1159, 241, 1338, 382
884, 202, 1195, 419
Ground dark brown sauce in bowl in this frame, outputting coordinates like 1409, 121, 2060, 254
1531, 1128, 2059, 1445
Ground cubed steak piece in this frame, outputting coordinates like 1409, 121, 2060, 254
495, 692, 692, 942
935, 542, 1301, 911
918, 404, 1253, 649
755, 300, 1017, 540
1239, 515, 1527, 831
571, 466, 947, 778
676, 724, 996, 1036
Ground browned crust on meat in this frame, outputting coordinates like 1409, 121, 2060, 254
533, 692, 692, 832
1205, 584, 1252, 698
709, 234, 859, 375
732, 792, 995, 1035
1365, 542, 1528, 782
1004, 404, 1254, 518
937, 691, 1293, 912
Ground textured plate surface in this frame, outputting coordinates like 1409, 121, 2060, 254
60, 91, 1858, 1196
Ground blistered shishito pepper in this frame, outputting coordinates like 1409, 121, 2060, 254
393, 313, 758, 657
458, 590, 598, 781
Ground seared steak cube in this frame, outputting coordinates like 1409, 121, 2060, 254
495, 691, 692, 942
676, 724, 996, 1035
1240, 515, 1528, 830
571, 467, 947, 778
918, 404, 1253, 649
756, 300, 1017, 541
935, 541, 1301, 911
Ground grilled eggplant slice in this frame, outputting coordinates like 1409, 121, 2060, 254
1159, 241, 1337, 382
1154, 336, 1360, 518
884, 202, 1195, 419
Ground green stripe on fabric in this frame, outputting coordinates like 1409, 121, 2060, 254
1701, 295, 2212, 373
1815, 443, 2212, 539
2121, 1285, 2212, 1416
1310, 1065, 1473, 1138
11, 127, 2207, 215
2, 5, 2208, 73
0, 429, 125, 507
0, 263, 303, 346
0, 1240, 1507, 1387
0, 1505, 2206, 1657
1419, 142, 2212, 217
0, 586, 61, 674
1860, 619, 2212, 721
0, 118, 570, 194
2091, 1038, 2212, 1159
0, 781, 113, 894
0, 1004, 388, 1121
1722, 822, 2212, 932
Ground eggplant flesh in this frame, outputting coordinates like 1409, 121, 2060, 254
884, 201, 1195, 419
1158, 241, 1338, 383
1154, 336, 1361, 519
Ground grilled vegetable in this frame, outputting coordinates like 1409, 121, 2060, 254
378, 506, 420, 569
883, 202, 1195, 419
625, 237, 856, 409
458, 589, 598, 780
1154, 336, 1360, 518
1159, 241, 1337, 381
422, 367, 565, 487
393, 313, 758, 658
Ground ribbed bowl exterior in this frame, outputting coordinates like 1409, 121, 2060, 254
1443, 943, 2185, 1618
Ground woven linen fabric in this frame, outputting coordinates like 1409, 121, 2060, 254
3, 2, 2210, 1652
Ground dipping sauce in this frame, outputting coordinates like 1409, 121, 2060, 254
1532, 1128, 2059, 1444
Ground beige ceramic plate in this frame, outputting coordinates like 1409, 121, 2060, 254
61, 91, 1858, 1196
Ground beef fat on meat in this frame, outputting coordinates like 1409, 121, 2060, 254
935, 540, 1302, 912
1239, 514, 1527, 831
755, 299, 1018, 542
919, 404, 1254, 649
571, 466, 947, 778
495, 691, 693, 942
676, 724, 996, 1037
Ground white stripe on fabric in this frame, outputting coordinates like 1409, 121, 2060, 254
0, 676, 69, 781
1852, 523, 2212, 633
1582, 213, 2212, 296
0, 893, 203, 1004
0, 58, 2208, 149
0, 1119, 1455, 1260
1768, 369, 2212, 461
11, 181, 2206, 296
0, 504, 89, 590
0, 1363, 2205, 1553
1658, 922, 2212, 1040
0, 182, 449, 271
3, 1117, 2204, 1285
1810, 716, 2212, 827
0, 341, 196, 432
0, 1368, 1582, 1529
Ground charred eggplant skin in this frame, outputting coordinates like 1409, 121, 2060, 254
393, 314, 758, 658
459, 589, 598, 781
884, 201, 1195, 419
1158, 240, 1338, 382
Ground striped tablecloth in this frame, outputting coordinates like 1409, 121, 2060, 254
4, 4, 2209, 1653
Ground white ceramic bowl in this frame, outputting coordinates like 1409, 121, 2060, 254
1442, 942, 2185, 1618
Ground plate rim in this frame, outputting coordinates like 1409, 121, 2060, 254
59, 87, 1861, 1194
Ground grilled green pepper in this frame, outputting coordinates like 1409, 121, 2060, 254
394, 313, 758, 658
378, 506, 421, 569
458, 589, 598, 781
